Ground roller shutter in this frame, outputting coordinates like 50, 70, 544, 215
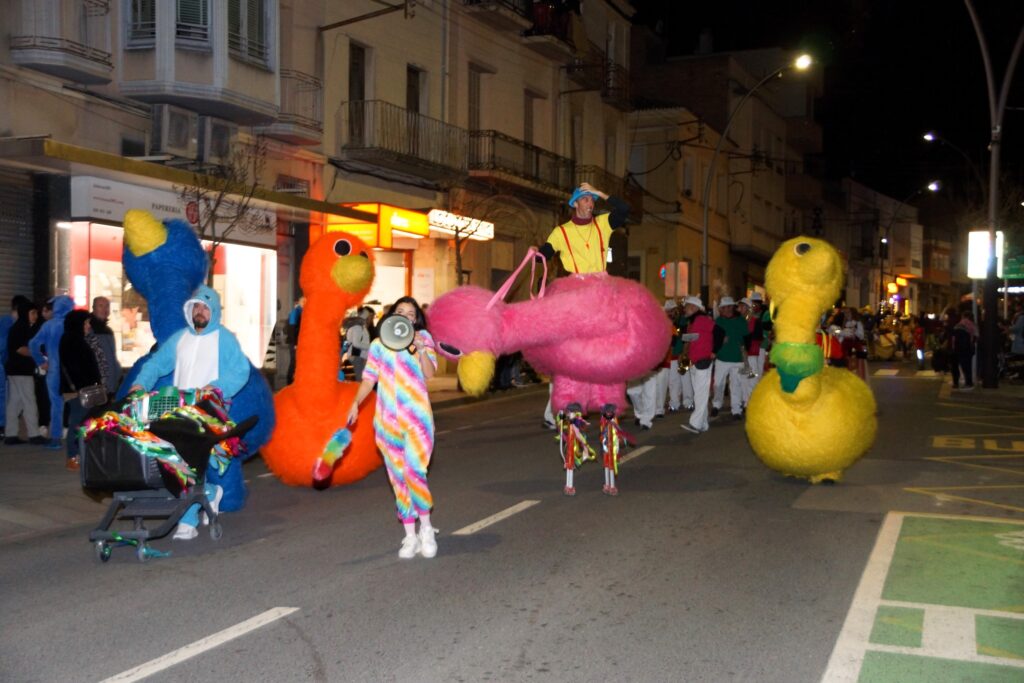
0, 169, 35, 300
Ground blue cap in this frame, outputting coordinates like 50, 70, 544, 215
568, 187, 600, 208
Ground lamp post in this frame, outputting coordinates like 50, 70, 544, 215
877, 181, 941, 313
699, 53, 812, 305
964, 0, 1024, 388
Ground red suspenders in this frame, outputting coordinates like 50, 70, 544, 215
558, 220, 604, 274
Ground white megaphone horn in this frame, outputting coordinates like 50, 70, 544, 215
378, 314, 416, 352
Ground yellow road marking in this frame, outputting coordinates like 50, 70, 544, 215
925, 455, 1024, 477
904, 486, 1024, 515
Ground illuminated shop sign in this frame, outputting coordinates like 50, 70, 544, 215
329, 203, 430, 248
427, 210, 494, 241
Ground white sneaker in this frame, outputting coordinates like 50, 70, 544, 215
681, 423, 702, 435
201, 485, 224, 526
172, 523, 198, 540
419, 526, 437, 559
398, 534, 420, 559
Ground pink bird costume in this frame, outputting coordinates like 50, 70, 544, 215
428, 253, 670, 495
363, 332, 437, 521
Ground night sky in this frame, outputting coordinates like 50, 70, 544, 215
630, 0, 1024, 203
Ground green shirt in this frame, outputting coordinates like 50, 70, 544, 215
715, 315, 748, 363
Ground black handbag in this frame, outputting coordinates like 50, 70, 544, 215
61, 365, 107, 409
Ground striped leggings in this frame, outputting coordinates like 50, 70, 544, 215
376, 420, 433, 522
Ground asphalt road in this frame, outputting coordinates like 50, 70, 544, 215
1, 368, 1019, 682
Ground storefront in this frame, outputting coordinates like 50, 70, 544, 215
323, 203, 495, 313
64, 176, 278, 370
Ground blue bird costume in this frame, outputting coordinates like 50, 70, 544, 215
118, 211, 275, 511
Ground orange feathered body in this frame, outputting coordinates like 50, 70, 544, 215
260, 232, 383, 487
263, 382, 380, 486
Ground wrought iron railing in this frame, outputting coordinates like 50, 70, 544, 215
602, 62, 630, 109
564, 40, 606, 90
470, 130, 574, 192
278, 70, 323, 132
340, 100, 468, 173
575, 165, 642, 221
463, 0, 530, 16
9, 35, 112, 67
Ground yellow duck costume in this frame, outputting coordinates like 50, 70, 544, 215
744, 237, 877, 483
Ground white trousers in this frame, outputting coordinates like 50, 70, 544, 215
626, 372, 657, 427
686, 365, 712, 431
654, 363, 684, 413
712, 360, 744, 414
543, 383, 554, 423
5, 376, 40, 438
680, 366, 695, 409
741, 355, 763, 407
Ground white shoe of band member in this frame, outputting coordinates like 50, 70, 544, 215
399, 534, 421, 559
418, 527, 438, 559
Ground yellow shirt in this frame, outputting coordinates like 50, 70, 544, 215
546, 214, 613, 274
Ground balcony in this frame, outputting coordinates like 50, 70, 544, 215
564, 40, 606, 90
260, 70, 323, 146
10, 0, 113, 84
575, 166, 642, 223
469, 130, 574, 198
463, 0, 532, 32
602, 62, 630, 111
521, 4, 574, 61
335, 100, 468, 188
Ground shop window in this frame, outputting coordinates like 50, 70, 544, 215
229, 0, 268, 66
126, 0, 155, 48
176, 0, 210, 46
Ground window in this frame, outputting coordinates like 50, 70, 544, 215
682, 155, 694, 198
407, 66, 424, 114
523, 91, 536, 145
229, 0, 268, 64
468, 66, 482, 131
127, 0, 155, 48
176, 0, 209, 45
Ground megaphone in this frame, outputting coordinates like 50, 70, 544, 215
378, 314, 416, 351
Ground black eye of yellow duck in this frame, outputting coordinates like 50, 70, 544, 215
333, 239, 352, 256
795, 242, 811, 255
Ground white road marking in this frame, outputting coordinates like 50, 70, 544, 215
874, 369, 900, 376
618, 445, 654, 466
821, 512, 903, 682
100, 607, 299, 682
451, 500, 540, 536
256, 472, 276, 479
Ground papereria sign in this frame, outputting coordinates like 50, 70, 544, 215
427, 209, 494, 241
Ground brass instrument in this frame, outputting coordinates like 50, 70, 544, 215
676, 331, 699, 374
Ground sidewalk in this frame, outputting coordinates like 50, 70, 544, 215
0, 377, 549, 543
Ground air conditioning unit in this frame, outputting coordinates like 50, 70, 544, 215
151, 104, 199, 159
198, 116, 238, 166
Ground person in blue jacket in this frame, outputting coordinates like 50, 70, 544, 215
28, 295, 74, 449
130, 285, 249, 539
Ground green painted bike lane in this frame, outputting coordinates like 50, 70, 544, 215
823, 512, 1024, 682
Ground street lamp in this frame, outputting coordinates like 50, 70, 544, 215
877, 181, 941, 313
964, 0, 1024, 388
699, 53, 813, 305
922, 131, 987, 195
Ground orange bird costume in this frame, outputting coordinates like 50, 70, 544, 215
261, 233, 382, 486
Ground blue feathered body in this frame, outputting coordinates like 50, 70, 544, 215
118, 217, 276, 511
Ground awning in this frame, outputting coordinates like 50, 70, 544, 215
0, 136, 377, 227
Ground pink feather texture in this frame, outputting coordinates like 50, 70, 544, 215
428, 273, 671, 413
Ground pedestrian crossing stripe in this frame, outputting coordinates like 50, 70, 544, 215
875, 369, 900, 376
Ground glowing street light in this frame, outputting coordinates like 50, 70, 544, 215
699, 53, 813, 304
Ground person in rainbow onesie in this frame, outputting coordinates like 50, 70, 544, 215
347, 296, 439, 560
537, 182, 630, 427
